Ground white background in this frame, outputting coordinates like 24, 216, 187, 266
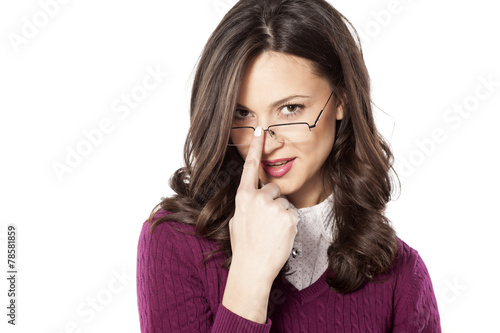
1, 0, 499, 332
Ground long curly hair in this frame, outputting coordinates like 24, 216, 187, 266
146, 0, 400, 294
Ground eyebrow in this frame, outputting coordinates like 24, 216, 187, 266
236, 94, 311, 110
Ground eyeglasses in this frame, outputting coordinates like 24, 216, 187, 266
228, 90, 334, 146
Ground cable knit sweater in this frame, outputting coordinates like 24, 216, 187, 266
136, 209, 441, 332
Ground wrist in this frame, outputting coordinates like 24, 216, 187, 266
229, 256, 275, 287
222, 262, 272, 324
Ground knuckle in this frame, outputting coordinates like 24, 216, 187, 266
276, 198, 288, 209
235, 190, 248, 205
270, 201, 282, 213
243, 157, 258, 169
255, 192, 267, 205
283, 198, 291, 207
265, 182, 280, 192
270, 182, 280, 191
283, 215, 297, 233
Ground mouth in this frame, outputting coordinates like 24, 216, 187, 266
261, 158, 296, 177
262, 157, 295, 165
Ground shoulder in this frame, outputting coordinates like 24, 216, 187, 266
137, 209, 201, 270
390, 237, 441, 331
388, 237, 435, 297
393, 237, 423, 273
373, 237, 426, 286
137, 209, 222, 270
138, 209, 197, 247
390, 237, 432, 284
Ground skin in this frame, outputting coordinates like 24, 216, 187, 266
232, 51, 343, 208
222, 51, 345, 323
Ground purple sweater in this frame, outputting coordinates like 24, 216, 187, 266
136, 209, 441, 332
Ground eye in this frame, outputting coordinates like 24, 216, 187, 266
279, 103, 304, 118
235, 109, 251, 118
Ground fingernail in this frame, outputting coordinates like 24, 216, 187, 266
254, 126, 262, 137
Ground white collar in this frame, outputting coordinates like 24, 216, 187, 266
285, 192, 335, 242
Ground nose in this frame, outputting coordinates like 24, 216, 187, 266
262, 127, 284, 154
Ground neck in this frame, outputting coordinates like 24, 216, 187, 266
286, 185, 331, 209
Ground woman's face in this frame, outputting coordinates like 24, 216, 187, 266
232, 51, 343, 208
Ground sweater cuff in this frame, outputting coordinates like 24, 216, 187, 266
212, 303, 272, 332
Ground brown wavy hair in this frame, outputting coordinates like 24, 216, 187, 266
146, 0, 400, 294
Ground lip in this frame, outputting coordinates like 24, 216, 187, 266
261, 158, 296, 177
262, 157, 295, 164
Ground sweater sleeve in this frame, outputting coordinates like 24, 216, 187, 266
392, 242, 441, 332
136, 218, 272, 333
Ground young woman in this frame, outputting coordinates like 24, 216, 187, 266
136, 0, 441, 331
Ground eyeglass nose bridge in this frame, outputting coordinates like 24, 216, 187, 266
262, 127, 276, 138
259, 126, 284, 143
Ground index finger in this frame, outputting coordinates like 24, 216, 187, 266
239, 126, 264, 190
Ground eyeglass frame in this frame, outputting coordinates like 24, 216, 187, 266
228, 90, 335, 146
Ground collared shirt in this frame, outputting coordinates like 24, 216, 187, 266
283, 192, 335, 291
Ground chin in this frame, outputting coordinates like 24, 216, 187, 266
261, 178, 298, 194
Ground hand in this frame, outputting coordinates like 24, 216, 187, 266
228, 126, 299, 285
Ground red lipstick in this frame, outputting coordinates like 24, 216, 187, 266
261, 158, 296, 177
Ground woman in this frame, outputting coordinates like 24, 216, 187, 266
136, 0, 441, 331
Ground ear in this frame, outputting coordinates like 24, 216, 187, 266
334, 91, 346, 120
336, 103, 344, 120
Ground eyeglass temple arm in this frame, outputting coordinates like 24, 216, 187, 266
309, 90, 335, 129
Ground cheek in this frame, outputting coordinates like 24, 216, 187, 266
307, 121, 336, 160
316, 114, 337, 143
311, 124, 335, 146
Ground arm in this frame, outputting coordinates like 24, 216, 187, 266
392, 245, 441, 332
136, 220, 272, 332
222, 260, 273, 324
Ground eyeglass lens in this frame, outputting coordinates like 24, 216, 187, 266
229, 124, 311, 146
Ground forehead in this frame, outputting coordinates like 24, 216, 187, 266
237, 51, 328, 104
